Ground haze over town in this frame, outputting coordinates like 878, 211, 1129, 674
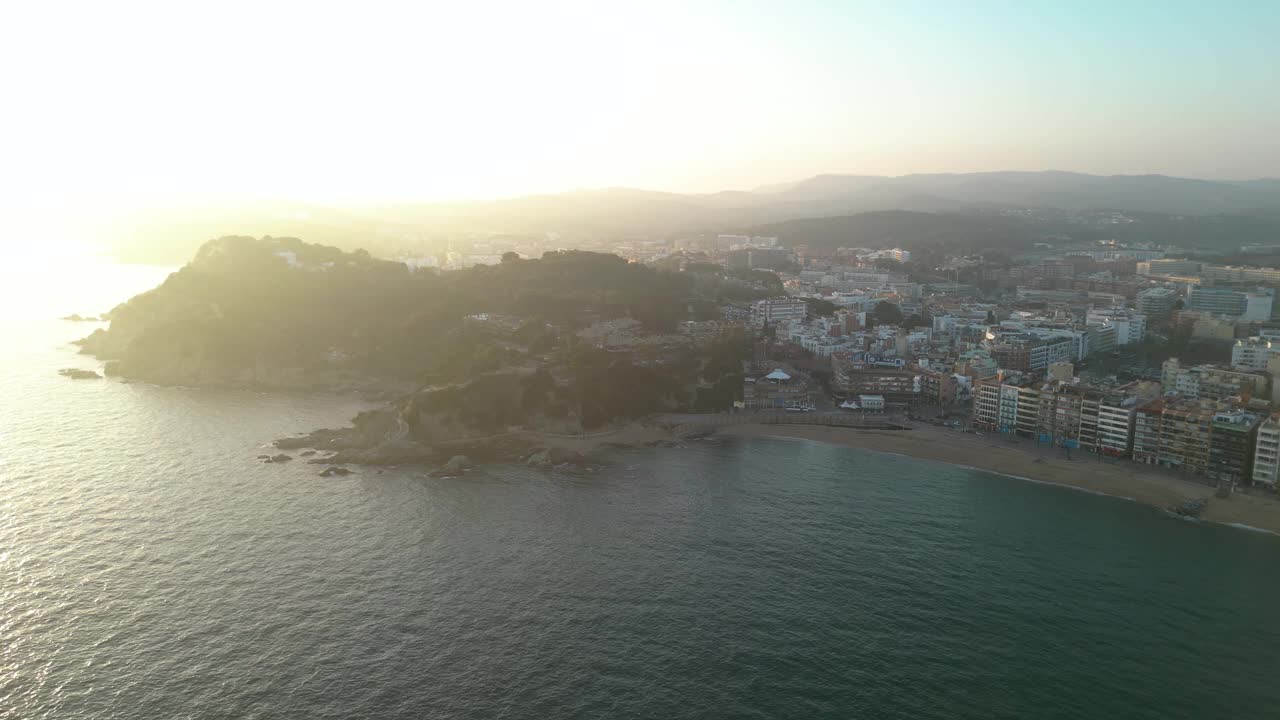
8, 3, 1280, 718
3, 0, 1277, 246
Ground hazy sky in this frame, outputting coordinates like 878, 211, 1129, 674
2, 0, 1277, 218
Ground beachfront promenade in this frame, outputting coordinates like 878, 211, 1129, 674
656, 411, 909, 436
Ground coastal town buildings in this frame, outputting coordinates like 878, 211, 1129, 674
742, 368, 814, 410
1185, 287, 1274, 321
1135, 287, 1180, 319
971, 377, 1139, 455
1207, 410, 1262, 484
750, 298, 807, 327
831, 357, 919, 402
1230, 337, 1280, 372
1138, 259, 1202, 276
1160, 359, 1269, 402
737, 237, 1280, 492
1251, 417, 1280, 488
1085, 308, 1146, 345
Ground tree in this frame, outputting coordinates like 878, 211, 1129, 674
873, 301, 904, 326
986, 310, 997, 324
803, 297, 838, 317
501, 251, 520, 263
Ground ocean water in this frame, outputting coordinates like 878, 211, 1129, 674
4, 257, 1280, 719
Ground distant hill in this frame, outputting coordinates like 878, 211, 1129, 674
745, 209, 1280, 254
106, 171, 1280, 262
749, 171, 1280, 215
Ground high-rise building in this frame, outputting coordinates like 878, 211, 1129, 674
1136, 287, 1180, 320
1252, 416, 1280, 488
972, 378, 1137, 455
1208, 410, 1262, 485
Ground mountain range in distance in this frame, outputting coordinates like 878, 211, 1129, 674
111, 171, 1280, 263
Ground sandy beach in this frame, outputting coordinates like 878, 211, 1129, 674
719, 422, 1280, 535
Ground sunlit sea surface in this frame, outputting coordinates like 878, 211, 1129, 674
4, 254, 1280, 719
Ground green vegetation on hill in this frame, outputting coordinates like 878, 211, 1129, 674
78, 238, 746, 430
400, 329, 748, 435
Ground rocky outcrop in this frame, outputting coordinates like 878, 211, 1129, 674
59, 368, 102, 380
321, 442, 436, 466
1172, 498, 1209, 518
524, 447, 589, 468
275, 409, 400, 451
428, 455, 473, 478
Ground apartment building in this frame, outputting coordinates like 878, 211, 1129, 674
972, 378, 1136, 454
1136, 287, 1180, 320
1035, 382, 1136, 454
1207, 410, 1262, 485
1161, 359, 1269, 401
1200, 264, 1280, 285
1085, 308, 1147, 345
1132, 400, 1165, 466
1137, 259, 1202, 276
1252, 416, 1280, 488
1097, 397, 1138, 457
1230, 337, 1280, 372
1186, 286, 1274, 321
1156, 400, 1215, 475
914, 366, 958, 406
832, 361, 919, 401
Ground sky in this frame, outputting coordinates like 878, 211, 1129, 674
1, 0, 1277, 228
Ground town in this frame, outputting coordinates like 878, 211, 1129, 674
444, 231, 1280, 496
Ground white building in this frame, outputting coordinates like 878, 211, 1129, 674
1252, 416, 1280, 488
751, 298, 808, 327
1097, 397, 1138, 456
1186, 287, 1274, 321
1231, 337, 1280, 371
1086, 308, 1147, 346
857, 394, 885, 411
866, 248, 911, 263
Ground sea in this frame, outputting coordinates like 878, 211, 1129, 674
4, 252, 1280, 719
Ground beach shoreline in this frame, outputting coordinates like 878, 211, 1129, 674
717, 422, 1280, 535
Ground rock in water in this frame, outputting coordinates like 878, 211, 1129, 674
265, 453, 293, 463
525, 447, 587, 468
525, 449, 553, 468
444, 455, 472, 472
1172, 498, 1209, 518
319, 466, 352, 477
59, 368, 102, 380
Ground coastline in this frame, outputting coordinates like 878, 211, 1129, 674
717, 422, 1280, 535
